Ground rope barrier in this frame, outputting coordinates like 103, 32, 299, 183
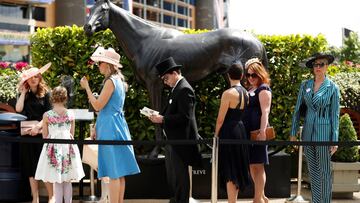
0, 135, 359, 147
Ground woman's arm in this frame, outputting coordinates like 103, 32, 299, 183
290, 81, 306, 138
70, 117, 75, 139
15, 84, 28, 112
42, 113, 49, 139
330, 86, 340, 142
81, 77, 114, 111
215, 91, 230, 137
258, 90, 272, 140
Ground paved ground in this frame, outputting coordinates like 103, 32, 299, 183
20, 180, 360, 203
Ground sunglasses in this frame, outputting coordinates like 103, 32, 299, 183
246, 73, 258, 78
312, 62, 327, 68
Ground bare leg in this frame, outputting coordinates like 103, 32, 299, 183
29, 177, 39, 203
250, 164, 267, 203
109, 178, 120, 203
118, 177, 125, 203
226, 181, 238, 203
44, 182, 54, 203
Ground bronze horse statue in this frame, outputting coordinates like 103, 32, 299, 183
84, 0, 269, 156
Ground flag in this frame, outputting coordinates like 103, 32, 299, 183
123, 0, 133, 13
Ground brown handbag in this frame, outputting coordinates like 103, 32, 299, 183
250, 126, 276, 141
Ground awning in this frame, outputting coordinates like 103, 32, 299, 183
0, 39, 30, 46
27, 0, 55, 4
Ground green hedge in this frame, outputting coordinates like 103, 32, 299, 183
331, 72, 360, 112
27, 26, 357, 154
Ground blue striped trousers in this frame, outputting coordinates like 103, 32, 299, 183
304, 146, 332, 203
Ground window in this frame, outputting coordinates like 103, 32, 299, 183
33, 7, 46, 21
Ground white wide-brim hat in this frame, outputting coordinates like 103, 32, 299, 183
90, 47, 123, 69
19, 62, 51, 85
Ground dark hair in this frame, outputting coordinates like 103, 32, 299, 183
228, 63, 244, 80
50, 86, 68, 104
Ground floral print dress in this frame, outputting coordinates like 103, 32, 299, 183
35, 110, 84, 183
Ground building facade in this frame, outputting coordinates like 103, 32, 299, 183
0, 0, 55, 63
0, 0, 227, 64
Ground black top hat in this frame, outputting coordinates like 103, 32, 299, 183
305, 53, 334, 68
155, 57, 182, 77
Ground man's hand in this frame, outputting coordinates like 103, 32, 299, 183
149, 114, 164, 124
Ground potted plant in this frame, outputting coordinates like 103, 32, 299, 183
331, 113, 360, 198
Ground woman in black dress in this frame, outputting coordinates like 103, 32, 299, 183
215, 63, 250, 202
243, 58, 272, 203
16, 64, 54, 203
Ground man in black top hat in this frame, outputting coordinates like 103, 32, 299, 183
149, 57, 202, 203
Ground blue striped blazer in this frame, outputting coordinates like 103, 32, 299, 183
291, 77, 340, 141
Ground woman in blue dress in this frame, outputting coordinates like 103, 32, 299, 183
243, 58, 272, 203
80, 47, 140, 203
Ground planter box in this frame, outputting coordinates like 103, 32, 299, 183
302, 161, 360, 199
125, 152, 291, 199
125, 155, 171, 199
332, 161, 360, 198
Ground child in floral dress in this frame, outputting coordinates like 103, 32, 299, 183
35, 86, 84, 203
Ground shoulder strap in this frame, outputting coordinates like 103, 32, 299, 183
234, 86, 246, 110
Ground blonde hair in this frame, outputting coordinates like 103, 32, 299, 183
50, 86, 67, 105
245, 58, 271, 87
104, 63, 128, 91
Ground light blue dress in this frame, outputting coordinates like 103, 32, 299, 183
96, 76, 140, 179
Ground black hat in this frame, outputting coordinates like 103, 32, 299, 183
155, 57, 182, 77
305, 53, 334, 68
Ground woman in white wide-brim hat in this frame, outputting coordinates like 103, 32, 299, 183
15, 62, 55, 203
80, 47, 140, 203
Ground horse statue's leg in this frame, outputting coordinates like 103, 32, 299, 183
147, 81, 164, 158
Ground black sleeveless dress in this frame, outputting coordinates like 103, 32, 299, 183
218, 85, 250, 191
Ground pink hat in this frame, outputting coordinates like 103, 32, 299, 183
19, 62, 51, 85
90, 47, 123, 69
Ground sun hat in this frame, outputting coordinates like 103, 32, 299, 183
155, 57, 182, 77
305, 53, 334, 68
19, 62, 51, 85
90, 47, 123, 68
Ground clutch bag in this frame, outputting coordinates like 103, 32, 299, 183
250, 126, 276, 141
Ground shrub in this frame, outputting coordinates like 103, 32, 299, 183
30, 25, 333, 154
0, 74, 19, 103
331, 113, 359, 162
331, 72, 360, 113
258, 34, 328, 140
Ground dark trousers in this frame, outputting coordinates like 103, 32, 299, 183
165, 145, 189, 203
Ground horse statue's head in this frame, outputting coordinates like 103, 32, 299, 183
84, 0, 110, 36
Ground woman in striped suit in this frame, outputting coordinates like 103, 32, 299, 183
290, 53, 340, 203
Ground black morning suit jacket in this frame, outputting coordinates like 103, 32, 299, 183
161, 78, 202, 167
